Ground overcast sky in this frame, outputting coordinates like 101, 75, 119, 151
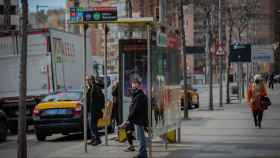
28, 0, 66, 12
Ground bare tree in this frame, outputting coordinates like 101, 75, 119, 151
195, 0, 219, 110
224, 0, 261, 103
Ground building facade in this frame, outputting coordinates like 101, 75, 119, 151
0, 0, 19, 31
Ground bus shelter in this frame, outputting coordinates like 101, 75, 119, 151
70, 7, 182, 157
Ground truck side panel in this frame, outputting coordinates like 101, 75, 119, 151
49, 29, 92, 91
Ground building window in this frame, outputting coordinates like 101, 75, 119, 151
10, 5, 16, 15
0, 5, 3, 15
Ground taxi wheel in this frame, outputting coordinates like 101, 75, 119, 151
36, 132, 47, 141
9, 124, 18, 134
0, 121, 8, 142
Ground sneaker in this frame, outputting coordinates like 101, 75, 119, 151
254, 121, 258, 127
124, 146, 135, 152
109, 136, 117, 140
133, 155, 146, 158
87, 140, 95, 144
90, 140, 102, 146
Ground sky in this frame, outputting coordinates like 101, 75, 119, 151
28, 0, 66, 12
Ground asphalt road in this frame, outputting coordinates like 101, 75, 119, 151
0, 132, 84, 158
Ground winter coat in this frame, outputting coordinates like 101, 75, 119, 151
112, 84, 119, 119
247, 83, 268, 112
128, 89, 148, 127
87, 84, 105, 119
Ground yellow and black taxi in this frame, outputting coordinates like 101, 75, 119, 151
33, 91, 84, 141
0, 110, 8, 142
180, 89, 200, 109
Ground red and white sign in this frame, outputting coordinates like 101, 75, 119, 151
167, 36, 179, 49
216, 43, 225, 55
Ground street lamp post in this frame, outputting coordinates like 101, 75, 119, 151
104, 24, 109, 146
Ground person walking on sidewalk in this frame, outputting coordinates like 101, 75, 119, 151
86, 76, 105, 145
247, 74, 268, 129
268, 72, 275, 90
120, 79, 149, 158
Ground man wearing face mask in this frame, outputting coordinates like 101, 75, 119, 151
247, 74, 268, 129
120, 79, 148, 158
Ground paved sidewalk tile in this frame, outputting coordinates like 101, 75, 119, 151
48, 88, 280, 158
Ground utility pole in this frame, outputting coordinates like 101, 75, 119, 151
18, 0, 28, 158
206, 9, 214, 111
218, 0, 223, 107
82, 24, 88, 153
178, 0, 189, 119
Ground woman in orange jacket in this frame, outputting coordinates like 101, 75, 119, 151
247, 74, 268, 128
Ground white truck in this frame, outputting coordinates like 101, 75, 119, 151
0, 28, 92, 133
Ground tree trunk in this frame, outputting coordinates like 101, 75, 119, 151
18, 0, 28, 158
226, 25, 233, 104
178, 0, 189, 119
206, 11, 213, 111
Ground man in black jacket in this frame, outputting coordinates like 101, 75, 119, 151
120, 79, 148, 158
86, 76, 105, 146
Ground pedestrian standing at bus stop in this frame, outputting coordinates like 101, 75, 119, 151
86, 76, 105, 146
120, 79, 149, 158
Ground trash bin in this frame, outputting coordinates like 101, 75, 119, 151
231, 85, 239, 95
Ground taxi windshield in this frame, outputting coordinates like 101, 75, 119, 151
42, 92, 82, 102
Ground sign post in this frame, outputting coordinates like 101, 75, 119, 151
229, 43, 252, 102
216, 44, 225, 107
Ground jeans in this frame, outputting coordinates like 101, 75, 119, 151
135, 125, 148, 158
253, 110, 263, 126
90, 112, 100, 142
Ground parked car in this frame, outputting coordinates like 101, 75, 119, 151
180, 89, 200, 110
0, 110, 8, 142
33, 91, 112, 141
0, 96, 42, 134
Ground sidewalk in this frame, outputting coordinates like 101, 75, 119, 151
47, 87, 280, 158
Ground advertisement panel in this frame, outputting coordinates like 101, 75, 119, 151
119, 37, 182, 136
119, 39, 147, 121
252, 44, 274, 63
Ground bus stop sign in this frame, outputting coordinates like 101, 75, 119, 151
70, 7, 118, 23
84, 7, 118, 22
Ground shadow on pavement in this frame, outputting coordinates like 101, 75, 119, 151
47, 133, 84, 142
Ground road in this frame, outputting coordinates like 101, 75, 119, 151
0, 132, 83, 158
1, 83, 279, 158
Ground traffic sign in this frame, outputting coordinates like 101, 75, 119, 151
70, 7, 84, 23
184, 46, 205, 54
229, 44, 251, 62
216, 45, 225, 55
